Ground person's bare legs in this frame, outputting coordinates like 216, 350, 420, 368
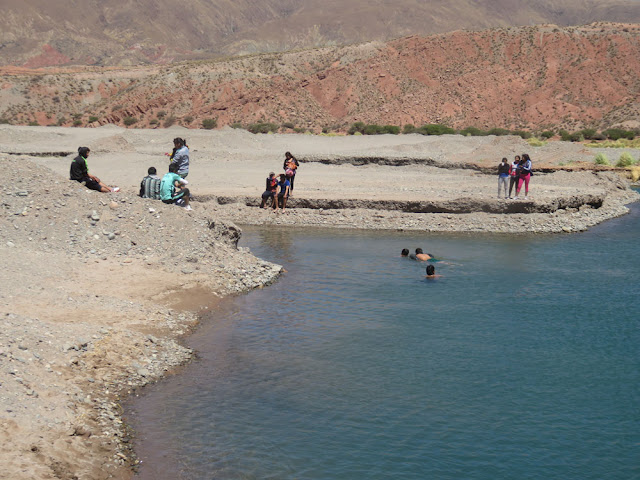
281, 196, 287, 213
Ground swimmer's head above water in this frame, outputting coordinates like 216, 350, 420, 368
401, 248, 409, 256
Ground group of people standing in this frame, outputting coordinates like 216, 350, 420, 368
260, 152, 299, 212
497, 153, 532, 199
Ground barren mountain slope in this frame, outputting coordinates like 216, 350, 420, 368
1, 0, 640, 66
2, 24, 640, 132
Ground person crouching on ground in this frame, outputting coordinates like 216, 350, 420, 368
260, 172, 278, 208
139, 166, 162, 199
160, 163, 192, 211
410, 248, 432, 261
70, 147, 119, 193
273, 173, 291, 213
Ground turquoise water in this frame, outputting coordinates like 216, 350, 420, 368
129, 205, 640, 480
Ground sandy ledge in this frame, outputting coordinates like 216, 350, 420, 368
0, 125, 638, 479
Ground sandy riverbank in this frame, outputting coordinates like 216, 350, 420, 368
0, 125, 638, 479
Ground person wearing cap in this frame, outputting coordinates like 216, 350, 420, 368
70, 146, 119, 193
260, 171, 278, 208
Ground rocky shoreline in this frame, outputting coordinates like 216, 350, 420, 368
0, 156, 282, 479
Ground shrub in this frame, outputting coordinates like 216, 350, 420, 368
112, 105, 124, 112
57, 117, 67, 126
363, 124, 384, 135
569, 132, 584, 142
348, 122, 366, 135
616, 152, 636, 167
416, 124, 455, 135
0, 117, 10, 124
28, 121, 40, 126
487, 127, 511, 136
282, 122, 295, 130
579, 128, 597, 140
559, 129, 572, 141
322, 126, 330, 134
123, 116, 137, 126
88, 116, 99, 123
402, 124, 416, 134
603, 128, 635, 140
512, 130, 532, 139
156, 110, 167, 119
202, 118, 217, 130
73, 119, 82, 127
294, 127, 307, 133
247, 122, 279, 134
460, 126, 487, 136
526, 137, 546, 147
149, 119, 159, 125
183, 116, 194, 124
163, 116, 176, 127
591, 133, 607, 141
382, 125, 400, 134
540, 130, 555, 139
230, 122, 244, 129
594, 153, 610, 165
630, 165, 640, 182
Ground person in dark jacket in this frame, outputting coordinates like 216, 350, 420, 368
260, 172, 278, 208
283, 151, 299, 192
497, 157, 510, 199
70, 147, 119, 193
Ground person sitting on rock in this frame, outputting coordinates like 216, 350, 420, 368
260, 172, 278, 208
70, 147, 119, 193
160, 163, 192, 211
139, 166, 162, 199
273, 173, 291, 213
409, 248, 432, 261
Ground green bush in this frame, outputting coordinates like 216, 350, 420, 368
540, 130, 555, 139
512, 130, 532, 139
202, 118, 217, 130
416, 124, 455, 136
594, 153, 610, 165
580, 128, 597, 140
487, 127, 511, 136
382, 125, 400, 135
163, 116, 176, 128
73, 119, 82, 127
230, 122, 244, 129
559, 129, 572, 141
616, 152, 636, 167
247, 122, 279, 134
460, 126, 487, 136
183, 116, 194, 124
282, 122, 295, 130
28, 121, 40, 126
348, 122, 366, 135
603, 128, 635, 140
402, 124, 416, 134
57, 117, 67, 126
149, 119, 159, 125
362, 124, 384, 135
0, 117, 11, 124
88, 116, 99, 123
156, 110, 167, 119
569, 132, 584, 142
123, 116, 137, 126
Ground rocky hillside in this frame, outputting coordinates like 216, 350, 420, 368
2, 0, 640, 67
1, 23, 640, 132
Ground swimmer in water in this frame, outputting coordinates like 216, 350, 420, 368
410, 248, 432, 261
401, 248, 410, 257
425, 265, 442, 279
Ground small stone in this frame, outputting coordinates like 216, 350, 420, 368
6, 241, 15, 248
107, 233, 116, 240
109, 201, 118, 210
149, 208, 156, 213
